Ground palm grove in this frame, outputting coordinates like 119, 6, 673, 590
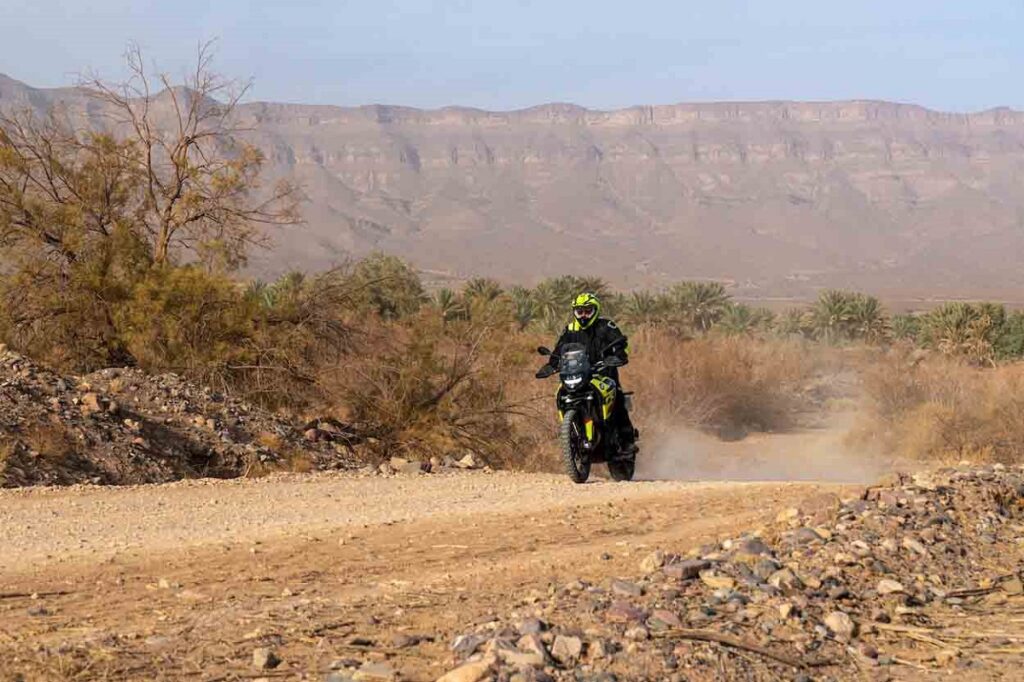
3, 51, 1024, 463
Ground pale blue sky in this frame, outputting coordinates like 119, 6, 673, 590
2, 0, 1021, 111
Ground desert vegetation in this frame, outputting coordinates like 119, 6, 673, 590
4, 49, 1024, 477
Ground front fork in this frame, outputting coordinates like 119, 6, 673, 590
559, 398, 599, 450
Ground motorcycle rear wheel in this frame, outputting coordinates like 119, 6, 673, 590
560, 409, 591, 484
607, 456, 635, 481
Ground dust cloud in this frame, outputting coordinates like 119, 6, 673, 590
634, 415, 892, 484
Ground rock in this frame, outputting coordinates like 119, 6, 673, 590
611, 579, 644, 597
398, 460, 427, 475
624, 626, 649, 641
606, 600, 647, 623
1002, 577, 1024, 595
935, 649, 958, 666
858, 643, 879, 660
768, 568, 803, 591
753, 558, 782, 581
824, 611, 857, 642
451, 634, 485, 657
500, 649, 546, 668
353, 664, 396, 682
733, 537, 773, 559
833, 552, 858, 566
647, 609, 683, 630
779, 603, 798, 619
699, 571, 736, 590
776, 507, 800, 523
390, 633, 422, 648
902, 537, 928, 556
455, 453, 481, 469
252, 647, 281, 670
589, 639, 612, 660
641, 550, 666, 573
550, 634, 584, 664
877, 579, 905, 595
80, 392, 104, 416
791, 527, 823, 545
850, 540, 872, 557
326, 674, 356, 682
516, 630, 548, 659
516, 618, 547, 635
436, 661, 492, 682
663, 559, 709, 580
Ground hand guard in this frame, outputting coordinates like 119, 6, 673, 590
535, 364, 557, 379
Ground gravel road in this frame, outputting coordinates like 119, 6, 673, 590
0, 470, 833, 572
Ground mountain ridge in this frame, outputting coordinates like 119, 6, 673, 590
4, 71, 1024, 301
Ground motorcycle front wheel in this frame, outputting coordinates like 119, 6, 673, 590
560, 409, 591, 484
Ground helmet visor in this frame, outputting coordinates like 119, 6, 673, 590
573, 305, 596, 322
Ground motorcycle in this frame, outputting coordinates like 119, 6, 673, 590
535, 342, 637, 483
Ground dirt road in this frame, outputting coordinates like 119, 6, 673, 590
0, 469, 858, 680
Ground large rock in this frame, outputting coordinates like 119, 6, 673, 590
824, 612, 857, 642
606, 600, 648, 623
877, 579, 906, 595
550, 635, 584, 664
699, 571, 736, 590
663, 559, 709, 580
640, 550, 666, 573
436, 661, 492, 682
353, 662, 396, 681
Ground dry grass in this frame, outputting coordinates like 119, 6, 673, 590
852, 348, 1024, 463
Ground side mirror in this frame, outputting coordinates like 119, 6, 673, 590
604, 356, 625, 368
537, 346, 552, 356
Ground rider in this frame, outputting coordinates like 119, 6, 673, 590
540, 292, 638, 454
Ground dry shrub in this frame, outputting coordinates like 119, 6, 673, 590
322, 310, 545, 465
628, 329, 820, 438
854, 349, 1024, 463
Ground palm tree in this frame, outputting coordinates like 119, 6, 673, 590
617, 291, 668, 328
776, 307, 812, 337
462, 278, 504, 304
431, 288, 466, 322
848, 294, 890, 343
244, 279, 274, 309
570, 276, 611, 300
668, 281, 731, 332
509, 286, 536, 330
891, 313, 922, 343
922, 302, 998, 363
717, 303, 775, 336
810, 290, 858, 343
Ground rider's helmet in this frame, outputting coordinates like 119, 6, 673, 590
571, 292, 601, 330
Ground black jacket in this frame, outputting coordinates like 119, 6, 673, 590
549, 317, 629, 383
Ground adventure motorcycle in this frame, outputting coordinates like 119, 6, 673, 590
535, 342, 637, 483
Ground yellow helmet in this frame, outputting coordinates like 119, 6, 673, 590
571, 292, 601, 329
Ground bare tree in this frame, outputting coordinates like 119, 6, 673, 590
0, 44, 304, 369
80, 41, 301, 269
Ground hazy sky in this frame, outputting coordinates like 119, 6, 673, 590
2, 1, 1021, 112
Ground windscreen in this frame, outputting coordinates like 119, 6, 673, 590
559, 344, 590, 375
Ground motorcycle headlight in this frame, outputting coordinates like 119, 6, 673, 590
563, 374, 584, 389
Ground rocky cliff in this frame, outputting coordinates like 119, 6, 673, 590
5, 73, 1024, 300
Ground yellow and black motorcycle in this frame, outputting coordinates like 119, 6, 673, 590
535, 342, 636, 483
